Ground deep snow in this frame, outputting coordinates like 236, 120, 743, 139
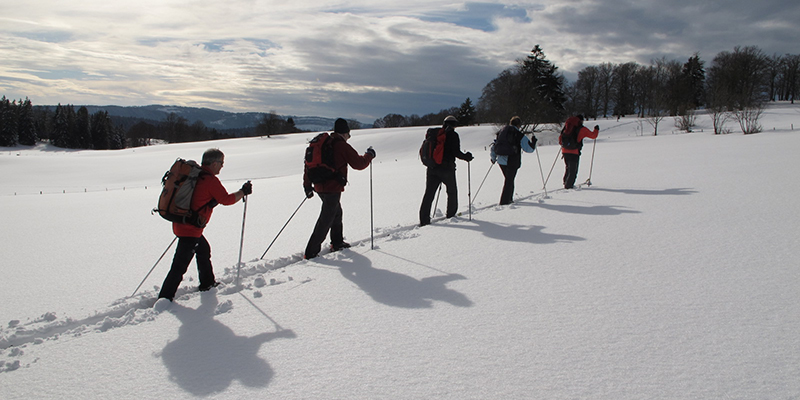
1, 104, 799, 399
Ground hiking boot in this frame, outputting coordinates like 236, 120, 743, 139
331, 242, 351, 251
198, 281, 221, 292
304, 252, 318, 260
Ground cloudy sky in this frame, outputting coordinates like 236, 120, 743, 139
1, 1, 798, 122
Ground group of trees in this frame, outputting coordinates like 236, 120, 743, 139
473, 45, 799, 136
372, 97, 477, 129
255, 112, 304, 137
0, 99, 126, 149
478, 45, 566, 131
0, 97, 37, 147
560, 46, 799, 134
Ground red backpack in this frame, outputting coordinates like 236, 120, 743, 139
305, 132, 346, 185
419, 127, 446, 167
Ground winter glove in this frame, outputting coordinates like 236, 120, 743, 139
594, 125, 600, 131
304, 186, 314, 199
366, 147, 376, 158
529, 136, 538, 149
464, 152, 474, 162
240, 181, 253, 195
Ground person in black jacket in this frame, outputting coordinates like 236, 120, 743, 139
419, 115, 473, 226
491, 116, 536, 205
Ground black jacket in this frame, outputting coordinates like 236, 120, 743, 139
436, 126, 471, 170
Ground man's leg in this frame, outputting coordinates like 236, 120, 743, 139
304, 192, 341, 258
564, 154, 580, 189
419, 169, 442, 225
442, 169, 459, 218
195, 235, 217, 290
499, 164, 517, 205
158, 237, 198, 300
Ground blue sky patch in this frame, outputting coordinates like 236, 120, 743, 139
420, 3, 531, 32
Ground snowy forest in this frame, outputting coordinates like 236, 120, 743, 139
2, 45, 798, 149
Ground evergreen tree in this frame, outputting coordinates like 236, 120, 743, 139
52, 104, 70, 148
517, 45, 567, 125
64, 104, 78, 148
91, 111, 112, 149
0, 96, 18, 146
681, 54, 706, 109
457, 98, 476, 126
76, 106, 92, 148
478, 45, 566, 128
18, 98, 38, 146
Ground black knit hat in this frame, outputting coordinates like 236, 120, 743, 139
334, 118, 350, 134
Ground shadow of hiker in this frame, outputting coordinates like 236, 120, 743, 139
588, 187, 697, 196
439, 219, 585, 245
521, 201, 641, 216
159, 292, 296, 396
314, 250, 473, 309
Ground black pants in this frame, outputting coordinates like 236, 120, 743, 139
499, 164, 518, 205
563, 153, 581, 189
419, 167, 458, 225
158, 235, 215, 300
305, 192, 344, 258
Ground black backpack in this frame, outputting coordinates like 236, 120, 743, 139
305, 132, 346, 185
493, 126, 517, 156
560, 123, 582, 150
419, 127, 446, 167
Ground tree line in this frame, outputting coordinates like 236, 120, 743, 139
476, 45, 799, 135
371, 44, 799, 135
0, 102, 312, 149
3, 44, 798, 148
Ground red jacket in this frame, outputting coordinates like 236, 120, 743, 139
173, 166, 239, 237
559, 117, 599, 155
303, 133, 374, 193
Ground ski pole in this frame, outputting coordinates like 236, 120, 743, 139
586, 138, 597, 186
467, 161, 472, 221
131, 237, 177, 297
236, 195, 248, 287
432, 183, 442, 220
543, 146, 561, 189
534, 146, 548, 198
260, 197, 308, 260
471, 162, 495, 208
370, 161, 374, 250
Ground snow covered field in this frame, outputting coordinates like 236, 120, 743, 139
1, 104, 799, 399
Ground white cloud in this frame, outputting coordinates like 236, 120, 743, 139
1, 1, 798, 121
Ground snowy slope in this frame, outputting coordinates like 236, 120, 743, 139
1, 105, 799, 399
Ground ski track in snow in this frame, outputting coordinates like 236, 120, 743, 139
0, 186, 562, 371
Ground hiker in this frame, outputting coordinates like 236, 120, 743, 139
419, 115, 474, 226
491, 116, 537, 205
303, 118, 375, 259
158, 148, 252, 302
560, 115, 599, 189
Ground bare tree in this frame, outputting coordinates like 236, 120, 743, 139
734, 105, 764, 134
674, 108, 697, 132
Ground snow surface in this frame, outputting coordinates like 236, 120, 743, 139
1, 105, 799, 399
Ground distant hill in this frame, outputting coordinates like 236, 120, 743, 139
39, 104, 361, 133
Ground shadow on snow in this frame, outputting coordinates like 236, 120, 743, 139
159, 292, 295, 396
313, 250, 473, 309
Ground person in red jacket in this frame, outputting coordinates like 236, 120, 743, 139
303, 118, 375, 259
559, 115, 599, 189
158, 148, 252, 302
